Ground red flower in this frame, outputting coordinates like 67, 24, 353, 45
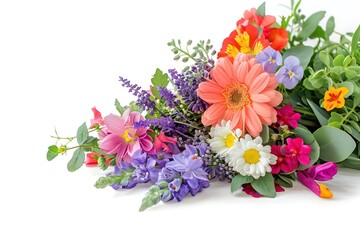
85, 152, 111, 167
152, 132, 177, 154
268, 28, 289, 51
270, 145, 298, 174
276, 105, 301, 129
90, 107, 105, 129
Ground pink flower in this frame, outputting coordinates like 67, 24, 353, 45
276, 105, 301, 129
152, 132, 177, 153
297, 162, 337, 198
99, 109, 153, 165
283, 138, 311, 166
270, 145, 298, 174
90, 107, 105, 128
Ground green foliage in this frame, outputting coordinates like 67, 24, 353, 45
139, 186, 162, 212
115, 98, 125, 115
259, 125, 270, 144
325, 16, 335, 39
76, 122, 89, 145
251, 173, 276, 198
151, 68, 169, 99
306, 98, 329, 126
47, 145, 59, 161
231, 175, 253, 193
275, 174, 294, 188
256, 2, 266, 17
313, 126, 356, 162
67, 148, 85, 172
351, 25, 360, 53
298, 11, 326, 40
94, 168, 133, 188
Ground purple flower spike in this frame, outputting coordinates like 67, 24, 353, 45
255, 46, 282, 73
275, 56, 304, 89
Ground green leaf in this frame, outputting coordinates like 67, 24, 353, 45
310, 26, 326, 40
115, 99, 125, 115
342, 154, 360, 169
250, 173, 276, 198
283, 46, 314, 69
313, 126, 356, 162
306, 98, 330, 126
319, 51, 331, 67
347, 126, 360, 141
349, 120, 360, 131
76, 122, 89, 145
354, 95, 360, 107
343, 55, 352, 67
231, 175, 253, 193
47, 145, 59, 161
345, 68, 358, 80
151, 87, 160, 99
67, 148, 85, 172
151, 68, 169, 87
139, 186, 162, 212
256, 2, 266, 17
328, 111, 343, 123
293, 126, 320, 169
325, 16, 335, 38
94, 174, 129, 189
276, 174, 293, 188
260, 125, 270, 144
299, 11, 326, 40
351, 25, 360, 53
333, 54, 345, 67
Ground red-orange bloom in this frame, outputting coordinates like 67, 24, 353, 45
268, 28, 289, 51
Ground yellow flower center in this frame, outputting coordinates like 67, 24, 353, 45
225, 134, 236, 148
319, 184, 333, 198
244, 149, 260, 164
288, 71, 295, 78
222, 83, 251, 111
269, 58, 275, 64
226, 30, 263, 57
121, 129, 135, 143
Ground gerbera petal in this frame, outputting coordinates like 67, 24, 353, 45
252, 102, 273, 118
204, 103, 227, 121
197, 81, 225, 103
245, 106, 262, 137
212, 59, 233, 87
235, 62, 249, 84
248, 72, 270, 94
245, 63, 263, 87
251, 93, 271, 102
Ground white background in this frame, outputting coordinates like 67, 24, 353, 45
1, 0, 360, 239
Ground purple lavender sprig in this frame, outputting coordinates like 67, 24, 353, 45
119, 76, 156, 113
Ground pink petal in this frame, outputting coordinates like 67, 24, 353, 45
260, 15, 276, 28
252, 102, 273, 118
251, 94, 271, 103
245, 106, 262, 137
211, 59, 234, 87
248, 72, 270, 95
140, 137, 153, 152
245, 63, 263, 87
297, 171, 321, 196
99, 134, 122, 154
104, 114, 125, 135
127, 141, 140, 156
235, 62, 249, 84
204, 103, 226, 121
197, 81, 225, 103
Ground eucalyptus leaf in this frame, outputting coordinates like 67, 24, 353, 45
299, 11, 326, 40
351, 25, 360, 53
306, 98, 330, 126
347, 125, 360, 141
313, 126, 356, 162
325, 16, 335, 38
76, 122, 89, 145
251, 173, 276, 198
260, 125, 270, 144
67, 148, 85, 172
342, 154, 360, 170
256, 2, 265, 16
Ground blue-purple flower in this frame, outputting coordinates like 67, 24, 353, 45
166, 149, 209, 189
255, 46, 282, 73
275, 56, 304, 89
131, 150, 160, 183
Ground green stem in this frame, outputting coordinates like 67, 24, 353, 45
293, 106, 316, 117
175, 47, 196, 62
66, 144, 94, 151
340, 105, 356, 125
174, 120, 201, 130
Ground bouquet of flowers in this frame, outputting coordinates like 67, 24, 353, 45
47, 1, 360, 211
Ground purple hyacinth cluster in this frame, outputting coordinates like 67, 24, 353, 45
109, 150, 160, 190
169, 60, 214, 113
156, 145, 210, 202
119, 76, 156, 113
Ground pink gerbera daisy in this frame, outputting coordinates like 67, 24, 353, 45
99, 109, 153, 165
197, 53, 283, 137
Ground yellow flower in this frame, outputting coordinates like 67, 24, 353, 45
323, 87, 348, 111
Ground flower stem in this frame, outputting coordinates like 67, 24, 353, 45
174, 120, 201, 130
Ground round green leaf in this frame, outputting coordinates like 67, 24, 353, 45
313, 126, 356, 162
250, 173, 276, 198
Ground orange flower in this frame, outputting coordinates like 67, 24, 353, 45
218, 8, 288, 60
197, 54, 283, 137
323, 87, 348, 111
268, 28, 288, 51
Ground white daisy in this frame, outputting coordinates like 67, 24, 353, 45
228, 134, 277, 179
207, 120, 242, 157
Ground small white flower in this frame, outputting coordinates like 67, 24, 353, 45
228, 134, 277, 179
207, 120, 242, 158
